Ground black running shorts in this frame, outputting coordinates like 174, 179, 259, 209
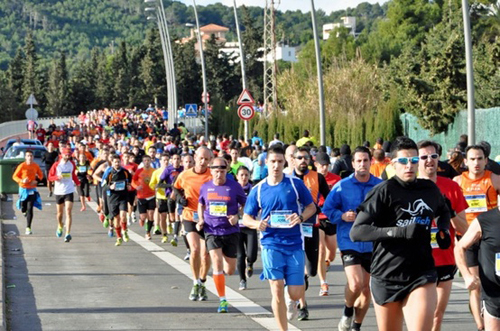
340, 250, 372, 273
205, 232, 240, 258
55, 193, 74, 205
138, 198, 156, 214
370, 270, 437, 305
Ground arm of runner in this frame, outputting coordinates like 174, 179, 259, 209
287, 202, 316, 227
12, 163, 24, 184
493, 173, 500, 195
350, 211, 427, 242
48, 162, 61, 181
196, 202, 205, 231
454, 218, 482, 290
451, 211, 469, 236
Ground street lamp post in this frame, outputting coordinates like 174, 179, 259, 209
310, 0, 326, 146
462, 0, 475, 144
233, 0, 249, 141
145, 0, 177, 129
191, 0, 209, 138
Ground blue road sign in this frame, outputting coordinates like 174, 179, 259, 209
185, 104, 198, 117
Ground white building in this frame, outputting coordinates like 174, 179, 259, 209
323, 16, 357, 40
220, 42, 298, 63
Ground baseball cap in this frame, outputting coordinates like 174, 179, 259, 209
315, 152, 330, 165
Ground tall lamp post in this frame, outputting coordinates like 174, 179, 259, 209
462, 0, 475, 144
191, 0, 209, 138
233, 0, 249, 141
145, 0, 178, 129
310, 0, 326, 146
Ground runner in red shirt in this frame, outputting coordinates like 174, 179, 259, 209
132, 155, 156, 239
35, 124, 46, 144
418, 140, 469, 331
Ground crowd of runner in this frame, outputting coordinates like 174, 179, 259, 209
10, 107, 500, 331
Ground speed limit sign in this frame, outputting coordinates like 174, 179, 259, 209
237, 104, 255, 121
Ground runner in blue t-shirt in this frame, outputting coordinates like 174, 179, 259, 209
198, 157, 247, 313
243, 145, 316, 331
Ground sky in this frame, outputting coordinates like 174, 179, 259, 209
187, 0, 385, 14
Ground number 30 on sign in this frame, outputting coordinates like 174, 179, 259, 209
237, 105, 255, 121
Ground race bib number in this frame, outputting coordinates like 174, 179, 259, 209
193, 212, 199, 222
61, 172, 71, 179
430, 227, 439, 249
496, 253, 500, 277
465, 194, 488, 213
209, 202, 227, 217
302, 223, 313, 238
78, 166, 87, 173
269, 210, 292, 228
114, 181, 126, 191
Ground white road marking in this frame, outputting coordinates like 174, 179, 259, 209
87, 200, 301, 331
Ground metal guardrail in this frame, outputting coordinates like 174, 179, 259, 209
0, 117, 72, 141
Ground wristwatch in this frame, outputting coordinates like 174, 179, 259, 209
298, 215, 304, 223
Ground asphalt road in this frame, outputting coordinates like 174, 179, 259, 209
1, 187, 476, 331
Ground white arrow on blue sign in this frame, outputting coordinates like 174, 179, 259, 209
185, 104, 198, 117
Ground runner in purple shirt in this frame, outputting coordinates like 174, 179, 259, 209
197, 157, 247, 313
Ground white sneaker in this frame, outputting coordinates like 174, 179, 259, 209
131, 213, 137, 223
286, 290, 299, 322
338, 315, 353, 331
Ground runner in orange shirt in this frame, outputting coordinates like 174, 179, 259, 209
174, 146, 213, 301
12, 150, 44, 235
132, 155, 156, 240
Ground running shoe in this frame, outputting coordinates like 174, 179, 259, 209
99, 213, 105, 223
103, 217, 109, 228
161, 235, 168, 243
47, 193, 51, 198
49, 191, 53, 197
145, 233, 151, 240
167, 223, 173, 234
123, 230, 129, 242
131, 213, 137, 223
115, 238, 123, 246
80, 206, 86, 212
170, 236, 178, 247
246, 265, 254, 278
56, 226, 63, 238
183, 251, 190, 261
189, 284, 200, 301
64, 234, 72, 243
217, 300, 228, 313
198, 284, 208, 301
287, 299, 299, 321
298, 304, 309, 321
319, 283, 329, 296
239, 280, 247, 290
108, 228, 114, 237
338, 315, 353, 331
154, 226, 161, 235
25, 227, 32, 235
87, 196, 91, 201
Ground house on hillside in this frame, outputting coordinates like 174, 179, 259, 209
323, 17, 357, 40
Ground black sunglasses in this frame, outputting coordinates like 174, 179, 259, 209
210, 165, 227, 170
295, 155, 310, 160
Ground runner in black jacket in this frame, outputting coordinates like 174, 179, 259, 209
350, 136, 451, 331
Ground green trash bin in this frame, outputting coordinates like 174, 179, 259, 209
0, 158, 24, 195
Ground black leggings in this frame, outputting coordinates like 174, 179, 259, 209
237, 227, 258, 281
21, 194, 36, 228
304, 226, 320, 278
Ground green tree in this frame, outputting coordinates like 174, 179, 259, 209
22, 30, 41, 105
46, 52, 69, 116
6, 47, 24, 107
111, 41, 131, 108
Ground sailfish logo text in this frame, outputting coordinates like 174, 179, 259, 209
401, 199, 433, 216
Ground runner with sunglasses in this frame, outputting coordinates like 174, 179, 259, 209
197, 157, 247, 313
417, 140, 469, 331
351, 136, 452, 331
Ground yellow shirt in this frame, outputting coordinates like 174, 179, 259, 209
149, 168, 167, 200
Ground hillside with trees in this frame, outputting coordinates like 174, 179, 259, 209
0, 0, 499, 147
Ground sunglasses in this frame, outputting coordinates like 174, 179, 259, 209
295, 156, 310, 160
392, 156, 419, 165
419, 153, 439, 161
210, 165, 227, 170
